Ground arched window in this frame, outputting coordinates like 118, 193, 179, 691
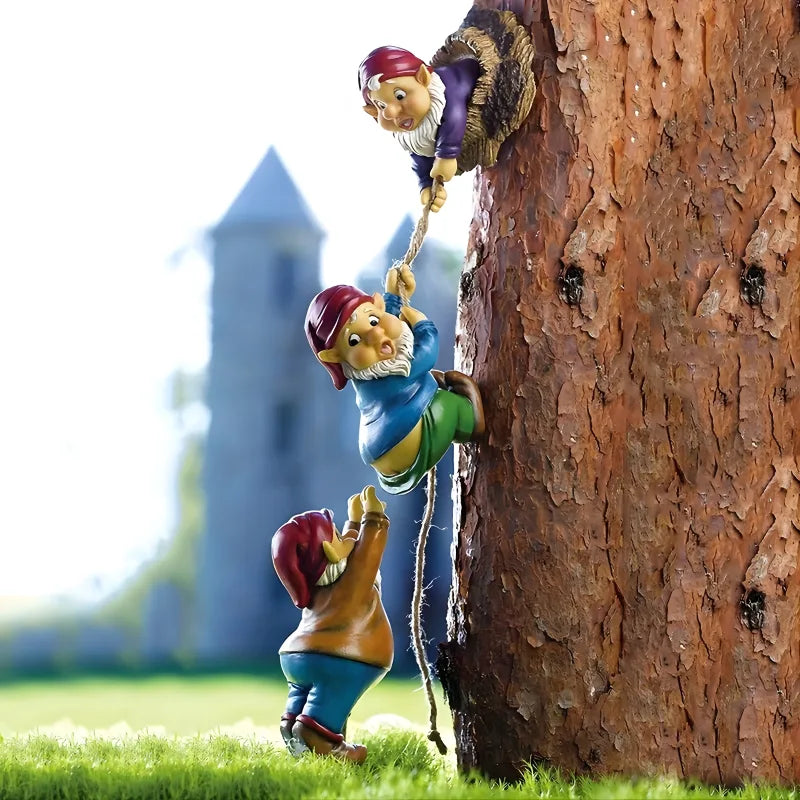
274, 252, 297, 305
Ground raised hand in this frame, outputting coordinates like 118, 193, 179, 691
347, 492, 364, 523
386, 264, 416, 299
361, 485, 386, 516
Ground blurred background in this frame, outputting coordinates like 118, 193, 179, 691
0, 0, 478, 707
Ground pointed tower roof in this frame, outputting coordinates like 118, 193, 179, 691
214, 147, 323, 236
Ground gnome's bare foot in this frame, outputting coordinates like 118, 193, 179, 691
444, 370, 485, 439
292, 720, 367, 764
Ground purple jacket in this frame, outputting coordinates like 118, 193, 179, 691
411, 58, 481, 190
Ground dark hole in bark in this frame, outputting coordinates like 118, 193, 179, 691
741, 265, 765, 306
460, 269, 476, 301
559, 265, 584, 306
436, 641, 463, 709
741, 589, 766, 631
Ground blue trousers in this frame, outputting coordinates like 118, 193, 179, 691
280, 651, 388, 734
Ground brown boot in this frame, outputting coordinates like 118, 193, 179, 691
430, 369, 448, 389
444, 370, 485, 438
330, 739, 368, 763
292, 720, 367, 764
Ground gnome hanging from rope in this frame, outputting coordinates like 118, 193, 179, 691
359, 6, 536, 212
305, 265, 484, 496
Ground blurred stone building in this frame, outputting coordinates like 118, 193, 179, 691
0, 148, 461, 675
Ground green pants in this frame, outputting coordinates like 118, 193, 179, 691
377, 389, 474, 495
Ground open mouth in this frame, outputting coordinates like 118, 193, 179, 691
379, 341, 395, 357
399, 118, 415, 130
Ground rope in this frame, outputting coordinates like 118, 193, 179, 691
410, 465, 447, 755
387, 180, 447, 754
394, 177, 443, 305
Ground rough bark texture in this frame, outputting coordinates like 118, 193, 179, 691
440, 0, 800, 785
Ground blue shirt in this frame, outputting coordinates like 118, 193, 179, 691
352, 295, 438, 464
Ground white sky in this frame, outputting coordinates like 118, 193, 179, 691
0, 1, 476, 605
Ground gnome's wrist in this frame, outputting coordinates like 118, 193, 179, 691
383, 292, 402, 317
361, 511, 388, 525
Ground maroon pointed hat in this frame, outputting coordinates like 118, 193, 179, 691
271, 509, 335, 609
305, 285, 372, 390
358, 46, 427, 104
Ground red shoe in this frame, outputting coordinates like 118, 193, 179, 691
292, 720, 367, 764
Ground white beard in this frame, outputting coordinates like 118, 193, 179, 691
316, 557, 347, 587
317, 557, 382, 595
392, 72, 446, 157
343, 323, 415, 382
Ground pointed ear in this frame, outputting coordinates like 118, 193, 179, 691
322, 540, 341, 564
415, 64, 432, 87
363, 104, 379, 119
372, 292, 386, 311
317, 348, 342, 364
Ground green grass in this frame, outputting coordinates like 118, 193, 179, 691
1, 732, 795, 800
0, 676, 797, 799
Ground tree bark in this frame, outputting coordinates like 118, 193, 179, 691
440, 0, 800, 785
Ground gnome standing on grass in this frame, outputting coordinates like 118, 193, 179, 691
305, 265, 484, 496
272, 486, 392, 764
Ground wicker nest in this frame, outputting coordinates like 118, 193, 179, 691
430, 7, 537, 174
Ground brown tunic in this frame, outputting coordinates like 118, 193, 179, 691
279, 511, 393, 669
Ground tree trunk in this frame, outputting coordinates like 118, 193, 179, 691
439, 0, 800, 785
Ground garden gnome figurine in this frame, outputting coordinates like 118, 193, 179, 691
305, 265, 485, 495
358, 8, 537, 212
359, 45, 479, 213
272, 486, 392, 764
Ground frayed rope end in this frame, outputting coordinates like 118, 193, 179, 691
428, 729, 448, 755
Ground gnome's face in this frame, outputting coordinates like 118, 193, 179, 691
316, 294, 406, 372
362, 65, 432, 133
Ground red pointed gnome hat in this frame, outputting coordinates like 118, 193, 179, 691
272, 509, 336, 609
305, 285, 372, 390
358, 46, 426, 104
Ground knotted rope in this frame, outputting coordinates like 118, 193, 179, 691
388, 175, 447, 755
